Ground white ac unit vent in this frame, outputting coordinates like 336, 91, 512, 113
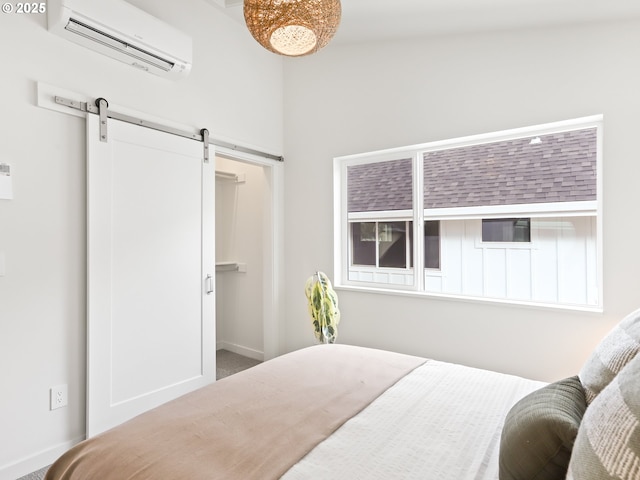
208, 0, 244, 7
48, 0, 192, 80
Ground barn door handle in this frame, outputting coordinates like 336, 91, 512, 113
205, 274, 214, 295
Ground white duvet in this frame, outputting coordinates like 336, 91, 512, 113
283, 360, 545, 479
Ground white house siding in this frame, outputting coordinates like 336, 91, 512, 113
428, 217, 598, 306
348, 216, 597, 307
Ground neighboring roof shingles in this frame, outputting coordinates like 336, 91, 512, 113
348, 158, 413, 212
346, 128, 597, 213
424, 128, 597, 209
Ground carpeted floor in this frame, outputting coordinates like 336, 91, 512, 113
216, 349, 262, 379
18, 350, 261, 480
16, 466, 48, 480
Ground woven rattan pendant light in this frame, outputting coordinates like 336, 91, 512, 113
244, 0, 341, 57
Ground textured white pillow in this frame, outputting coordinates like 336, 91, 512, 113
579, 307, 640, 404
567, 352, 640, 479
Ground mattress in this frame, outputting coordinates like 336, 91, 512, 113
44, 344, 544, 479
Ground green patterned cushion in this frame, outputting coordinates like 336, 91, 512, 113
567, 353, 640, 479
579, 307, 640, 404
498, 376, 587, 480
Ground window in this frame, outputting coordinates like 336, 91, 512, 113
350, 221, 412, 269
482, 218, 530, 243
336, 116, 602, 309
424, 221, 440, 269
379, 222, 410, 268
351, 222, 376, 266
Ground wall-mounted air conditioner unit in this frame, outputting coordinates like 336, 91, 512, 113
207, 0, 244, 7
48, 0, 192, 80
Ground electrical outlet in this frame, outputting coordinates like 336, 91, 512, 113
50, 384, 68, 410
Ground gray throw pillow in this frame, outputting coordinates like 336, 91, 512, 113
567, 353, 640, 479
499, 376, 587, 480
579, 307, 640, 404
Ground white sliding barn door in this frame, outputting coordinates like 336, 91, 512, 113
86, 115, 215, 437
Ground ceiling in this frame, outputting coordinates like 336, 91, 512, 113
210, 0, 640, 46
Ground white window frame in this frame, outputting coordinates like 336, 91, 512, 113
334, 115, 604, 311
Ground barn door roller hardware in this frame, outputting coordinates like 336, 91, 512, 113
53, 95, 284, 162
96, 97, 108, 142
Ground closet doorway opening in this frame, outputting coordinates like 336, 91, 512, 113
215, 152, 282, 365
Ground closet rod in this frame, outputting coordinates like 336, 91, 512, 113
54, 95, 284, 163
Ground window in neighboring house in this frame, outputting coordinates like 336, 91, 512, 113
424, 220, 441, 269
482, 218, 531, 243
351, 222, 376, 266
350, 221, 412, 269
379, 221, 409, 268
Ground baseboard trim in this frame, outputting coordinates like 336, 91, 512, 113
0, 435, 84, 480
216, 342, 264, 362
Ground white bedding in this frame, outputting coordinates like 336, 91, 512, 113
283, 360, 545, 480
45, 346, 546, 480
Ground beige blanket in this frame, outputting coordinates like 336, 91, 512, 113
45, 344, 425, 480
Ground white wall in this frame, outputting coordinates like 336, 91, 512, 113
282, 20, 640, 382
215, 157, 265, 360
0, 1, 282, 477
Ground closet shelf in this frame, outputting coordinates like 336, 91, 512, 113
216, 261, 247, 273
215, 170, 246, 184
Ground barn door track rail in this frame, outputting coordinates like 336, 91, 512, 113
54, 95, 284, 163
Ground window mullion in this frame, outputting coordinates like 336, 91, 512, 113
413, 152, 424, 291
375, 222, 380, 268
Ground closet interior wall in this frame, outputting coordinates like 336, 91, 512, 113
215, 156, 265, 361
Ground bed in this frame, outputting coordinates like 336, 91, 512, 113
45, 310, 640, 480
